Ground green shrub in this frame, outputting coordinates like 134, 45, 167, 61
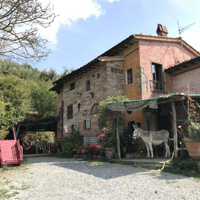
171, 158, 199, 171
188, 122, 200, 141
62, 141, 74, 157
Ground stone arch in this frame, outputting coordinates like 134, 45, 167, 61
90, 103, 99, 114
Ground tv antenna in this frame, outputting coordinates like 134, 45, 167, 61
177, 20, 196, 37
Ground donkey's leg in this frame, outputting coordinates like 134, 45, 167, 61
148, 143, 154, 158
166, 143, 170, 157
164, 143, 170, 157
145, 143, 150, 158
164, 142, 168, 157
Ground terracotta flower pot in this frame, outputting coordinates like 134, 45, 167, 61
104, 148, 115, 159
75, 148, 81, 154
82, 154, 88, 159
184, 139, 200, 160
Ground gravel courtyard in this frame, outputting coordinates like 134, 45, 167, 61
1, 156, 200, 200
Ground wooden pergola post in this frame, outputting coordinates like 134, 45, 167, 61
171, 102, 178, 158
116, 112, 121, 160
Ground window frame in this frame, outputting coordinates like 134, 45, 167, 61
67, 104, 73, 119
86, 80, 91, 91
84, 119, 91, 130
69, 82, 75, 91
151, 62, 164, 91
126, 68, 133, 85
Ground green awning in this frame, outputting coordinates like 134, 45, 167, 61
106, 93, 200, 112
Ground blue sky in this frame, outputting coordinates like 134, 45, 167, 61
35, 0, 200, 74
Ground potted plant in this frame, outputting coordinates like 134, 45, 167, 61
183, 96, 200, 160
91, 143, 101, 158
184, 122, 200, 159
75, 144, 82, 154
98, 127, 116, 159
81, 145, 89, 158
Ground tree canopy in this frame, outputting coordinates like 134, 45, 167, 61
30, 79, 57, 118
0, 74, 30, 127
0, 0, 55, 63
0, 60, 59, 139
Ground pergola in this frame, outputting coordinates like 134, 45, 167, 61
106, 93, 200, 159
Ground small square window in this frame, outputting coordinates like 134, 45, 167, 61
69, 83, 75, 90
126, 69, 133, 85
97, 73, 100, 79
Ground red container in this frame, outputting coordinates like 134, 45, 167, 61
0, 127, 23, 167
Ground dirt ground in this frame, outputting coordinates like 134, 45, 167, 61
0, 156, 200, 200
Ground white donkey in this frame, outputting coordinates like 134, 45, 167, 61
132, 125, 170, 158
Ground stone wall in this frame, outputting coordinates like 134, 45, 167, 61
62, 60, 124, 137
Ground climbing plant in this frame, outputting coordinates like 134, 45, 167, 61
98, 95, 129, 130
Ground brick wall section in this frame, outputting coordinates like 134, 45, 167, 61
106, 61, 124, 97
173, 67, 200, 94
62, 60, 124, 137
122, 43, 145, 127
139, 40, 196, 99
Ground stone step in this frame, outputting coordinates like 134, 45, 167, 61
112, 158, 172, 169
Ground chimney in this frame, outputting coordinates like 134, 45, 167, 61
156, 24, 168, 37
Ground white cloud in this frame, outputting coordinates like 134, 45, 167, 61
38, 0, 115, 46
107, 0, 119, 2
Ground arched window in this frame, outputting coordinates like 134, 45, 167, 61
90, 103, 99, 114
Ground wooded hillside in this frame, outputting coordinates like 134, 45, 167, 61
0, 60, 59, 139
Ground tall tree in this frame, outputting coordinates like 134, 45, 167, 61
0, 0, 55, 63
0, 74, 30, 127
30, 80, 57, 118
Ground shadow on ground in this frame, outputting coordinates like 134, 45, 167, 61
27, 156, 188, 181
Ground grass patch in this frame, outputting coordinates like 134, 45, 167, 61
162, 158, 200, 181
0, 158, 30, 173
0, 189, 19, 200
87, 161, 108, 166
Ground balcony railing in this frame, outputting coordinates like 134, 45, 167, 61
149, 80, 167, 93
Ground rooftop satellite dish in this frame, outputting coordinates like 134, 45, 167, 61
177, 20, 196, 37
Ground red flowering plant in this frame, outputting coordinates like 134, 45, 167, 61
98, 127, 116, 149
97, 134, 105, 141
81, 144, 89, 155
88, 143, 101, 155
